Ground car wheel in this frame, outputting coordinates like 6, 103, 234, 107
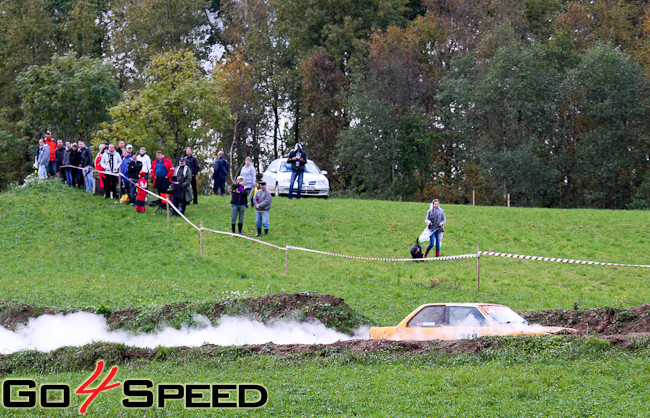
275, 183, 279, 197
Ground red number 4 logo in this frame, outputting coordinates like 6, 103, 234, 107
75, 360, 121, 414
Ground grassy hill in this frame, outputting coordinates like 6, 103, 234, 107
1, 179, 649, 415
0, 179, 648, 324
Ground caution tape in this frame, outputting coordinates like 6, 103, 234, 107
61, 165, 649, 268
478, 251, 650, 268
286, 245, 478, 262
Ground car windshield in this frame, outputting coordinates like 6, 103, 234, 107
279, 161, 321, 174
482, 305, 527, 324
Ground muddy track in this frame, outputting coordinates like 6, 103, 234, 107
0, 295, 648, 357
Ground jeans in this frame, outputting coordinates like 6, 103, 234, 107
65, 167, 74, 187
256, 211, 270, 230
288, 171, 304, 199
213, 176, 226, 195
38, 165, 48, 179
128, 179, 138, 204
426, 230, 444, 252
83, 167, 94, 193
231, 204, 246, 224
48, 160, 57, 177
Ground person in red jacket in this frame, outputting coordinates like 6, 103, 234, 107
151, 150, 174, 195
44, 131, 57, 177
95, 144, 106, 190
135, 172, 148, 213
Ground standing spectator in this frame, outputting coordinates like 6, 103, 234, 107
37, 138, 50, 179
55, 140, 66, 181
169, 175, 182, 216
151, 150, 174, 196
62, 142, 72, 185
423, 198, 446, 258
68, 143, 81, 187
212, 150, 228, 196
115, 139, 126, 157
126, 154, 143, 205
175, 157, 193, 214
240, 156, 256, 206
125, 143, 133, 155
78, 140, 94, 194
253, 181, 272, 237
135, 172, 148, 213
120, 150, 132, 197
100, 143, 122, 200
44, 131, 57, 177
185, 147, 199, 206
95, 144, 106, 191
137, 147, 152, 179
230, 176, 248, 234
287, 143, 307, 199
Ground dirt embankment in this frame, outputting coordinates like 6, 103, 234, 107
1, 295, 648, 357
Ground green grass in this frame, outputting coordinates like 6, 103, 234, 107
1, 337, 649, 416
0, 179, 647, 325
1, 179, 649, 415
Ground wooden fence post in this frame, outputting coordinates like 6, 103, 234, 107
200, 221, 204, 259
507, 193, 510, 208
166, 198, 170, 231
285, 244, 289, 279
477, 245, 481, 291
472, 189, 475, 206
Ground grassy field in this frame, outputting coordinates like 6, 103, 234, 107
0, 179, 649, 415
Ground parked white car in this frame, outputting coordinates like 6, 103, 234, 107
262, 158, 329, 197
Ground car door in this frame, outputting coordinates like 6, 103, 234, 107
447, 306, 493, 339
397, 305, 447, 340
263, 160, 279, 192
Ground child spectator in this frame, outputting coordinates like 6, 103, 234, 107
135, 172, 148, 213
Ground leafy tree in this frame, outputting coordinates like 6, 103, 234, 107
0, 0, 57, 119
566, 43, 650, 209
98, 49, 231, 162
17, 53, 120, 142
107, 0, 212, 87
300, 50, 346, 179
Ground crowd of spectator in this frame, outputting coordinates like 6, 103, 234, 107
35, 133, 278, 237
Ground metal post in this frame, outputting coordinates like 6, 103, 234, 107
477, 245, 481, 291
200, 221, 204, 259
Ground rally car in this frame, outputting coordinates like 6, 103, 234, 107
369, 303, 574, 341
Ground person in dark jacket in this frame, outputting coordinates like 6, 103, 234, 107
230, 176, 248, 234
78, 140, 94, 193
185, 147, 199, 205
175, 157, 193, 214
287, 143, 307, 199
169, 175, 183, 216
126, 154, 143, 205
55, 140, 66, 181
66, 143, 81, 187
253, 181, 272, 237
213, 150, 228, 196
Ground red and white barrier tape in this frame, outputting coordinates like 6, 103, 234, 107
62, 166, 649, 267
286, 245, 478, 261
201, 227, 286, 250
478, 251, 650, 268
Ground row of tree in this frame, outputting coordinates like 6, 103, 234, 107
1, 0, 648, 208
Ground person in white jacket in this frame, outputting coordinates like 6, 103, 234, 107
240, 156, 256, 206
100, 143, 122, 200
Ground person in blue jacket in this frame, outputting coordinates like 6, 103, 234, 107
213, 150, 229, 196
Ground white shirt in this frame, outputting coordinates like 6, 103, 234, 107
137, 153, 152, 174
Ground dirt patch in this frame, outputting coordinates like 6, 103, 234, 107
522, 305, 650, 335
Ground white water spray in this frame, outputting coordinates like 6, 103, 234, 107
0, 312, 370, 354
